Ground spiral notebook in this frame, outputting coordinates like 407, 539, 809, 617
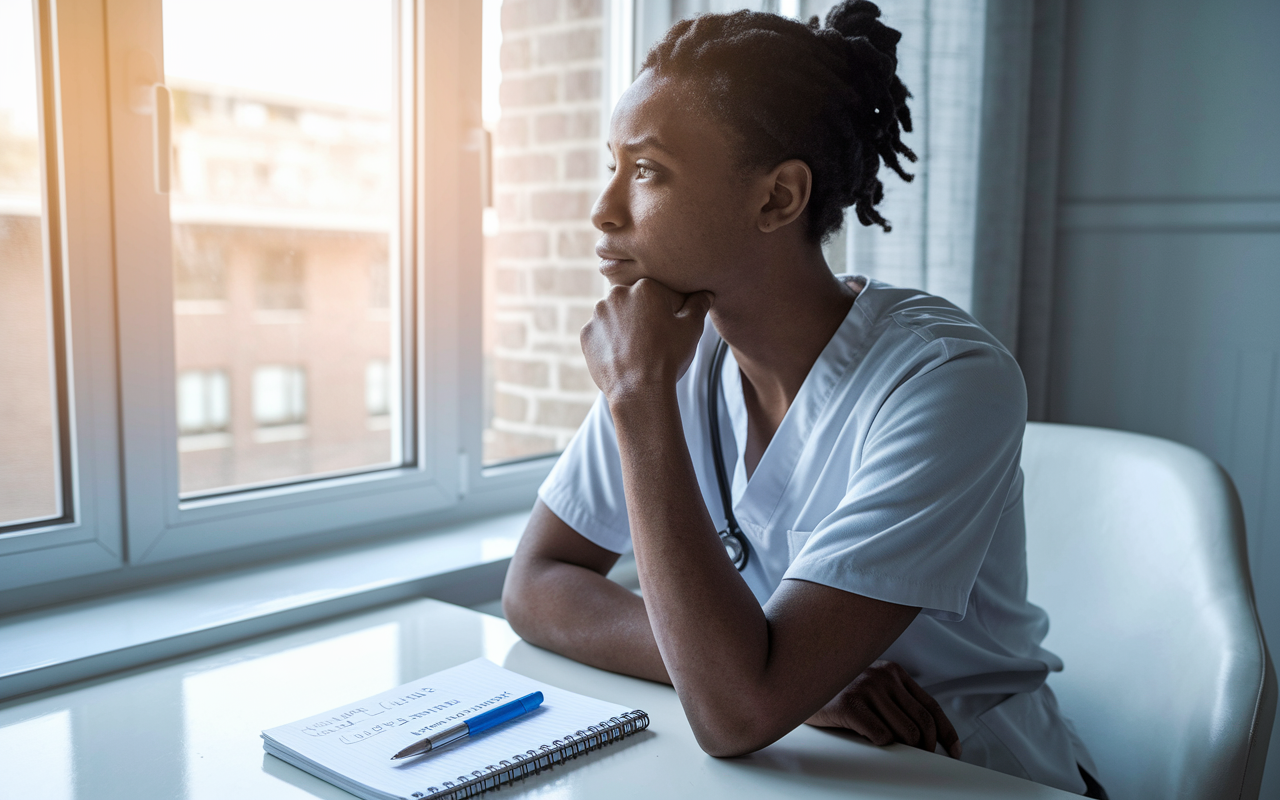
262, 658, 650, 800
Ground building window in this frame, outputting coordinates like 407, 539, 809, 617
252, 365, 307, 429
177, 369, 232, 453
172, 227, 227, 302
255, 249, 306, 310
366, 359, 390, 417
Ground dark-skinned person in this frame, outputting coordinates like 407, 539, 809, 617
501, 3, 1106, 797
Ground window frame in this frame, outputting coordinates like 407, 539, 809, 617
0, 0, 561, 603
0, 0, 125, 590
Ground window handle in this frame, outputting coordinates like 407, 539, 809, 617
152, 83, 171, 194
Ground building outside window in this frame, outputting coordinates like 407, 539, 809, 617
366, 359, 391, 420
252, 365, 307, 430
176, 369, 231, 450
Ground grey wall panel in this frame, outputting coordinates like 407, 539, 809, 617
1058, 0, 1280, 201
1049, 230, 1280, 582
1053, 0, 1280, 792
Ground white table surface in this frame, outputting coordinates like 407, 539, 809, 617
0, 598, 1075, 799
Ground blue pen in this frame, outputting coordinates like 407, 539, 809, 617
390, 691, 544, 760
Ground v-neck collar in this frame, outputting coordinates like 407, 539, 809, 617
716, 276, 874, 532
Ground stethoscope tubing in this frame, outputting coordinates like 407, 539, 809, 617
707, 338, 750, 571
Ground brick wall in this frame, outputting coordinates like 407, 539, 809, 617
484, 0, 607, 463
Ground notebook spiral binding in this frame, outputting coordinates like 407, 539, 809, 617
408, 709, 650, 800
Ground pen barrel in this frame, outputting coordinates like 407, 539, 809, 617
464, 692, 544, 736
427, 722, 469, 751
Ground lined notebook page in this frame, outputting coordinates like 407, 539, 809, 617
263, 658, 635, 800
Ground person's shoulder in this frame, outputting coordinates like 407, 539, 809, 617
847, 277, 1026, 414
852, 277, 1007, 356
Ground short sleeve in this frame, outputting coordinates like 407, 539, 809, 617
537, 393, 633, 554
783, 342, 1028, 620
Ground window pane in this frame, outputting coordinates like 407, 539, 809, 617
164, 0, 403, 494
481, 0, 606, 464
0, 0, 61, 525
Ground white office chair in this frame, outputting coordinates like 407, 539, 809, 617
1022, 422, 1276, 800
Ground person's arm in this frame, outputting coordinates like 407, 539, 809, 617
502, 499, 670, 684
503, 503, 961, 756
541, 278, 926, 758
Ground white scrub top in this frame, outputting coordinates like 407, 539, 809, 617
538, 277, 1097, 795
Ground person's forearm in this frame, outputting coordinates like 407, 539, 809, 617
502, 554, 671, 684
610, 390, 786, 751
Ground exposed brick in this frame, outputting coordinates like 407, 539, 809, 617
536, 28, 602, 65
496, 153, 556, 183
495, 357, 550, 388
500, 38, 532, 71
533, 110, 598, 143
496, 230, 549, 259
533, 305, 558, 331
500, 75, 558, 108
566, 0, 602, 20
530, 0, 561, 25
496, 321, 528, 349
558, 230, 599, 259
496, 191, 523, 224
564, 68, 601, 102
533, 340, 586, 357
560, 364, 597, 392
486, 429, 557, 461
532, 266, 599, 297
494, 268, 527, 295
564, 148, 598, 179
494, 391, 529, 421
536, 398, 594, 428
501, 0, 560, 33
562, 303, 596, 331
531, 189, 595, 221
496, 115, 529, 148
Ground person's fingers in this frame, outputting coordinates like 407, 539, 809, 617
902, 676, 962, 758
847, 703, 895, 747
869, 693, 921, 748
676, 290, 714, 318
891, 682, 937, 753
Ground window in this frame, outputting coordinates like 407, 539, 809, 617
252, 365, 307, 429
2, 0, 996, 604
0, 0, 63, 528
177, 369, 230, 436
366, 360, 391, 419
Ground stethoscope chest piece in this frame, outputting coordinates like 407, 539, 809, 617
718, 527, 749, 571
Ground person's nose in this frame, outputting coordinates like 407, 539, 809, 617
590, 172, 628, 232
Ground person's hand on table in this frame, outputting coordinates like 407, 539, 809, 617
806, 660, 962, 758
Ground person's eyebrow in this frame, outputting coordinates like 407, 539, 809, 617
615, 135, 677, 159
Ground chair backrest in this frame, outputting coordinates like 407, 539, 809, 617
1022, 422, 1275, 800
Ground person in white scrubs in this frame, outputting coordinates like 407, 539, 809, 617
501, 3, 1105, 797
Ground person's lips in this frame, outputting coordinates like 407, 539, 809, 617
595, 244, 634, 273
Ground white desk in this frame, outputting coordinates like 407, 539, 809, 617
0, 598, 1075, 799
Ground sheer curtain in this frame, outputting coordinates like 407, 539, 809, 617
618, 0, 1063, 416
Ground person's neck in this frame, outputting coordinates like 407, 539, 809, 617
709, 246, 857, 420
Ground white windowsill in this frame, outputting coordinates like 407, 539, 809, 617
0, 510, 529, 702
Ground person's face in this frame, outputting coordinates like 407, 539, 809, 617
592, 71, 769, 294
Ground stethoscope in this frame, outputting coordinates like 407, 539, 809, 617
707, 338, 750, 571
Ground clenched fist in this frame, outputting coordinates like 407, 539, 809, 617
580, 278, 713, 405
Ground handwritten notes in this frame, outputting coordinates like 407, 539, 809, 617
262, 658, 635, 800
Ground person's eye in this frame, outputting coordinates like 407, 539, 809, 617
635, 164, 656, 179
606, 162, 617, 173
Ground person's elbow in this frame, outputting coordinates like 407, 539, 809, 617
686, 696, 790, 758
500, 557, 544, 643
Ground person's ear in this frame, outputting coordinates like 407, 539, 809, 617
757, 159, 812, 234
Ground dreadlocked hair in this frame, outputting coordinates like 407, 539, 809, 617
640, 0, 915, 239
